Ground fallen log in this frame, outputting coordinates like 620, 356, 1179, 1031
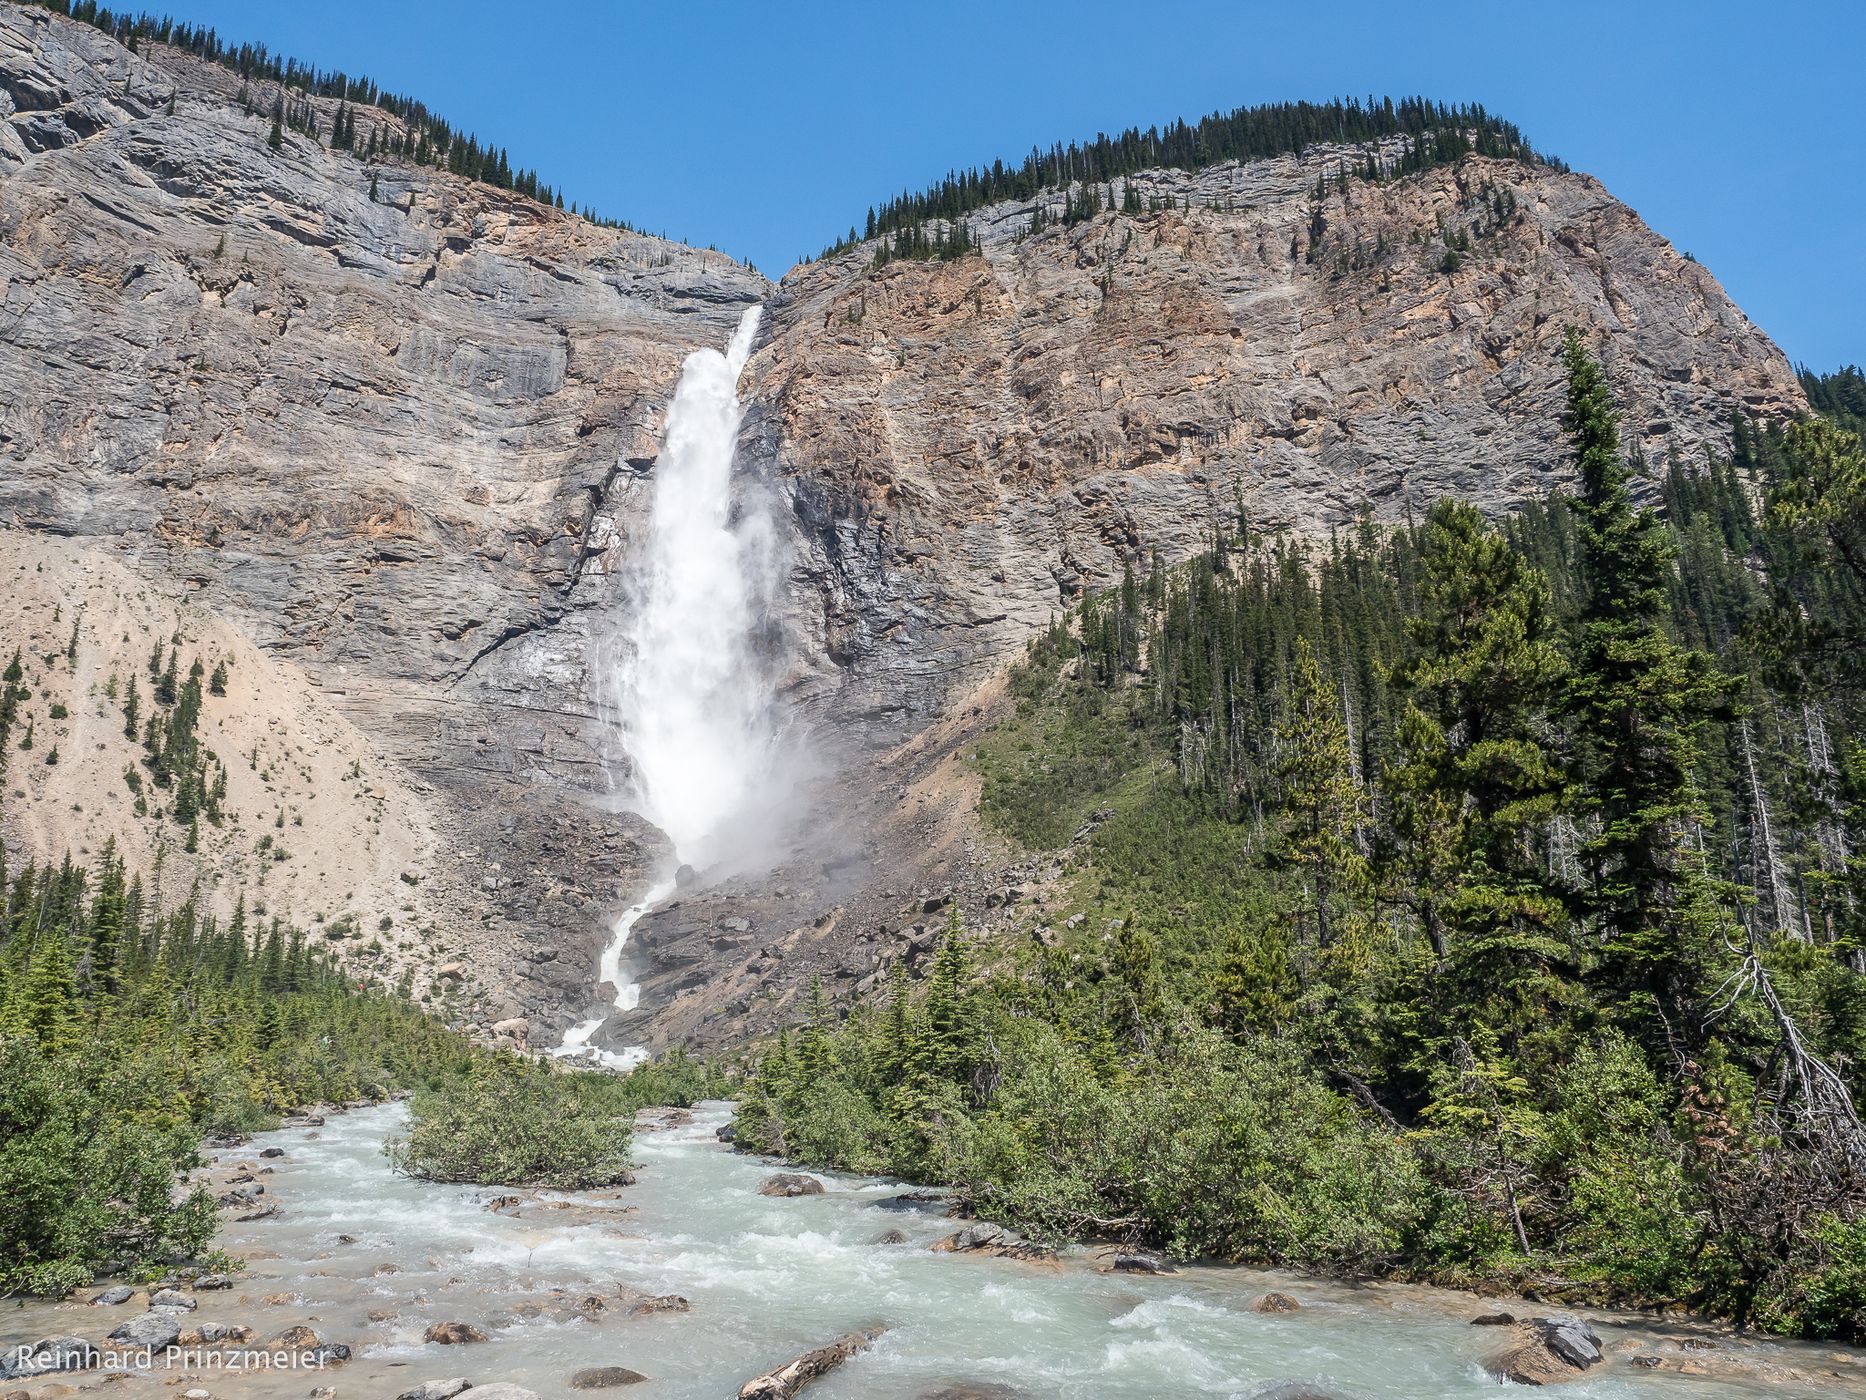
737, 1325, 887, 1400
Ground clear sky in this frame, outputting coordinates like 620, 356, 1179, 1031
165, 0, 1862, 371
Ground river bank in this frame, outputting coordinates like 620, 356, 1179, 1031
5, 1101, 1864, 1398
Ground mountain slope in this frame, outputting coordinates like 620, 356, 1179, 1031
0, 1, 770, 1033
754, 149, 1803, 737
0, 0, 1810, 1048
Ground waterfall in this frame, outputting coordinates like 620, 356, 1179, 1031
557, 305, 778, 1068
618, 305, 777, 869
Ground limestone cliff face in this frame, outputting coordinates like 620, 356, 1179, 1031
750, 151, 1804, 737
0, 2, 1809, 1046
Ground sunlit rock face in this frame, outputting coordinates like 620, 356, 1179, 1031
752, 151, 1804, 738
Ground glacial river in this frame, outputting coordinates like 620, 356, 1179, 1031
7, 1101, 1866, 1398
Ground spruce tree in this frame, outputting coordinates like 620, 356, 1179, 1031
1388, 500, 1569, 1002
1274, 637, 1366, 949
1561, 330, 1734, 1023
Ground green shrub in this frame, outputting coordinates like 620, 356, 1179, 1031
387, 1053, 725, 1189
0, 1036, 215, 1295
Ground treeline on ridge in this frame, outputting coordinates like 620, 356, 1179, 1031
830, 95, 1555, 264
19, 0, 651, 228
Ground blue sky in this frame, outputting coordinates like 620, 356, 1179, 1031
170, 0, 1862, 370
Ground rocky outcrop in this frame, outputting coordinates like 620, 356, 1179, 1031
757, 1172, 825, 1197
751, 152, 1804, 736
1481, 1314, 1607, 1385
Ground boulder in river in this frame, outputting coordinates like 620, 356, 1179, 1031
458, 1387, 542, 1400
870, 1191, 945, 1213
1482, 1314, 1605, 1385
179, 1323, 252, 1345
426, 1321, 491, 1344
1471, 1310, 1518, 1326
109, 1312, 184, 1349
395, 1380, 471, 1400
930, 1223, 1055, 1261
1252, 1292, 1303, 1313
193, 1272, 235, 1289
1, 1336, 97, 1378
757, 1172, 825, 1198
148, 1287, 197, 1310
872, 1228, 910, 1246
90, 1285, 134, 1306
634, 1107, 694, 1132
625, 1293, 690, 1317
1107, 1250, 1176, 1275
932, 1223, 1007, 1253
569, 1367, 650, 1389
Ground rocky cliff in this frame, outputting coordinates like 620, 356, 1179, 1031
752, 150, 1803, 736
0, 1, 1807, 1048
0, 1, 771, 1035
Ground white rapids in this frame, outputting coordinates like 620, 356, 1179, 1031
8, 1104, 1855, 1399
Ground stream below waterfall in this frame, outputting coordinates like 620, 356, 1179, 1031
7, 1101, 1865, 1399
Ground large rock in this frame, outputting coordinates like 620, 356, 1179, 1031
0, 1336, 97, 1379
1536, 1314, 1605, 1369
425, 1322, 491, 1345
396, 1381, 472, 1400
756, 1172, 825, 1198
1482, 1315, 1606, 1385
569, 1368, 649, 1390
1107, 1250, 1176, 1275
932, 1223, 1008, 1253
108, 1311, 183, 1349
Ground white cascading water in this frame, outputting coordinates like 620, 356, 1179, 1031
556, 306, 776, 1069
617, 304, 776, 867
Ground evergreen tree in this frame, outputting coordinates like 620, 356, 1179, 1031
1561, 331, 1735, 1026
1388, 500, 1569, 1007
1274, 637, 1367, 950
